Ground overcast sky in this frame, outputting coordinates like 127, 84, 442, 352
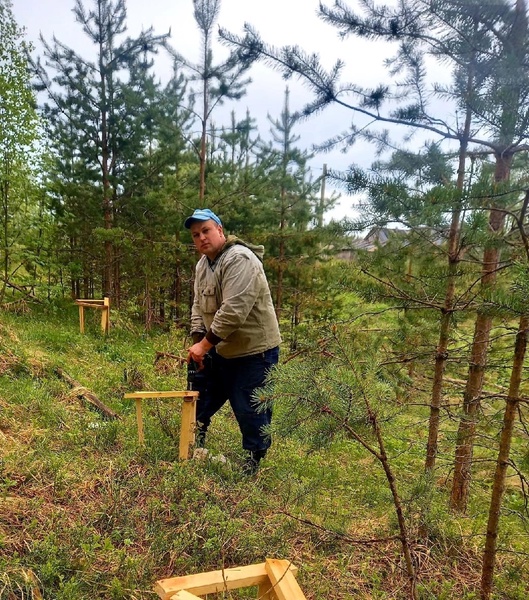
12, 0, 450, 222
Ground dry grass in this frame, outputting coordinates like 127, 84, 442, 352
0, 348, 21, 376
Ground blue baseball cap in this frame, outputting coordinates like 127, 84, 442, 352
184, 208, 223, 229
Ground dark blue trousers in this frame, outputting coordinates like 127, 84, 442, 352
193, 347, 279, 452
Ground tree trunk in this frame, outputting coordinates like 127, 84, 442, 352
173, 230, 182, 323
480, 315, 529, 599
113, 249, 121, 308
99, 7, 113, 298
318, 163, 327, 228
275, 206, 286, 321
275, 96, 290, 321
159, 289, 166, 324
425, 101, 471, 470
341, 404, 417, 599
173, 259, 182, 322
101, 129, 113, 299
425, 309, 452, 466
1, 177, 9, 304
198, 38, 209, 201
450, 151, 512, 512
145, 275, 152, 331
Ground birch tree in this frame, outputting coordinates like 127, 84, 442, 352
0, 0, 40, 304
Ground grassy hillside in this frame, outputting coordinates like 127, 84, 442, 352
1, 303, 528, 599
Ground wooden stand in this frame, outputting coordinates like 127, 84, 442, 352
123, 390, 199, 459
75, 297, 110, 334
154, 559, 306, 600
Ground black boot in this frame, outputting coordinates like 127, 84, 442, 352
242, 450, 266, 476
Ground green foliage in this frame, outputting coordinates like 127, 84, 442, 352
0, 0, 42, 304
3, 0, 345, 324
4, 0, 529, 594
0, 1, 39, 153
32, 0, 179, 303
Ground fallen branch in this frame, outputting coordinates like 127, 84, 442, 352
444, 377, 529, 404
1, 278, 42, 303
444, 376, 504, 391
153, 351, 187, 365
55, 367, 121, 420
278, 510, 399, 546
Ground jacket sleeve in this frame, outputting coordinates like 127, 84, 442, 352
209, 250, 262, 340
190, 264, 207, 336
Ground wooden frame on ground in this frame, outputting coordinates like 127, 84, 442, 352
75, 297, 110, 334
123, 390, 199, 458
154, 559, 306, 600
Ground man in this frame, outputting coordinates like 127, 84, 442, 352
185, 208, 281, 474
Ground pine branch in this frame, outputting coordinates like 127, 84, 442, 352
278, 510, 401, 545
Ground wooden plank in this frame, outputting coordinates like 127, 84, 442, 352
265, 559, 306, 600
75, 303, 106, 309
155, 563, 297, 600
101, 297, 110, 333
179, 396, 197, 460
78, 305, 85, 334
75, 298, 106, 304
124, 391, 199, 400
101, 307, 108, 333
257, 581, 277, 599
170, 592, 203, 600
135, 398, 144, 444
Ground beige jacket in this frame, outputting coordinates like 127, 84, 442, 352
191, 236, 281, 358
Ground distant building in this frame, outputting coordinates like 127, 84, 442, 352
336, 226, 446, 260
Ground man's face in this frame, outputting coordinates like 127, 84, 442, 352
190, 219, 226, 260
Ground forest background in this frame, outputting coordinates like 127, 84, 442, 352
2, 0, 529, 599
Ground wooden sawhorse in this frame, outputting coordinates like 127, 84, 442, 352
75, 297, 110, 334
155, 558, 305, 600
123, 390, 199, 459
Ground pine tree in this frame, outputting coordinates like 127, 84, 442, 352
218, 109, 259, 173
118, 64, 196, 324
261, 88, 314, 319
34, 0, 168, 299
449, 0, 529, 512
480, 307, 528, 599
166, 0, 251, 201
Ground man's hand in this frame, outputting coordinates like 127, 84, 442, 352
187, 338, 214, 368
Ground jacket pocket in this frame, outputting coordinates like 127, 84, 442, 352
200, 284, 218, 314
